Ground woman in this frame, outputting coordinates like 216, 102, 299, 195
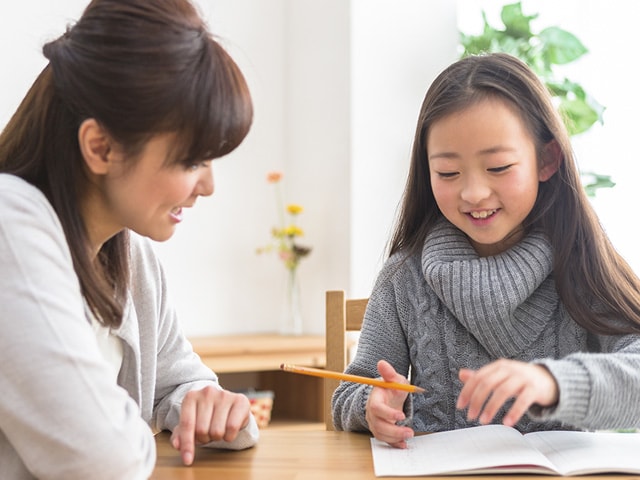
0, 0, 258, 478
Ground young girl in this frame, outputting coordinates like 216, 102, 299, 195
331, 53, 640, 449
0, 0, 258, 478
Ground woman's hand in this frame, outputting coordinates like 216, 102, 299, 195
365, 360, 414, 449
457, 359, 559, 427
170, 386, 251, 465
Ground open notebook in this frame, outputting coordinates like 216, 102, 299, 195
370, 424, 640, 476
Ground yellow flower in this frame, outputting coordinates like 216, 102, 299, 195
284, 225, 303, 237
286, 204, 303, 215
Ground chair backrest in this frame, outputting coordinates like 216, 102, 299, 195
324, 290, 369, 430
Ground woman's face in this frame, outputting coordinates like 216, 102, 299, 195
83, 133, 213, 251
427, 97, 544, 257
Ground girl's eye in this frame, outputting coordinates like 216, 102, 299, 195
488, 164, 512, 173
436, 171, 459, 179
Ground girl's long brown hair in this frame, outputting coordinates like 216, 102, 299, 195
0, 0, 253, 328
389, 52, 640, 335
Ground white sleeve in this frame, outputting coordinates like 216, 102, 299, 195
0, 178, 155, 480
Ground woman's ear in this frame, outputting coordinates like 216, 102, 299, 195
539, 139, 562, 182
78, 118, 112, 175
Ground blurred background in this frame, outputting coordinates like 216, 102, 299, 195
2, 0, 638, 337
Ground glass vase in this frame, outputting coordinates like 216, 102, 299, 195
281, 268, 303, 335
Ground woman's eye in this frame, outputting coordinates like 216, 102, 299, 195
185, 160, 208, 171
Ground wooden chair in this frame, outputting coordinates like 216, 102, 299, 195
324, 290, 369, 430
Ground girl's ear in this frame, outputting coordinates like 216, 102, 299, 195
78, 118, 112, 175
539, 139, 562, 182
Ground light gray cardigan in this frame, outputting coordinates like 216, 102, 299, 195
0, 174, 258, 480
332, 219, 640, 433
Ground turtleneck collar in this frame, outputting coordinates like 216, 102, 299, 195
421, 219, 558, 358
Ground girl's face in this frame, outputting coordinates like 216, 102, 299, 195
427, 97, 545, 257
83, 133, 214, 251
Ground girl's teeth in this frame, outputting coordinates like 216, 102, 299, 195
470, 210, 496, 219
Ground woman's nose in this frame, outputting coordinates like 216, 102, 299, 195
197, 167, 214, 197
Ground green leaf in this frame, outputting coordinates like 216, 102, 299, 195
581, 172, 616, 197
460, 31, 492, 55
547, 78, 587, 101
559, 98, 599, 135
501, 2, 536, 38
538, 27, 588, 64
490, 35, 528, 57
587, 96, 606, 124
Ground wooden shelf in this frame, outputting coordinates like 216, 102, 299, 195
189, 334, 325, 373
189, 334, 326, 424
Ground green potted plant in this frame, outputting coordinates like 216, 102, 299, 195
459, 1, 614, 196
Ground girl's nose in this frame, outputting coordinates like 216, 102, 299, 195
460, 176, 491, 204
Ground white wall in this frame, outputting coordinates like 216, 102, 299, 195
350, 1, 458, 296
160, 0, 458, 335
0, 1, 455, 337
0, 2, 88, 118
151, 0, 357, 336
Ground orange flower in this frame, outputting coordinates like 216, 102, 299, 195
267, 171, 283, 183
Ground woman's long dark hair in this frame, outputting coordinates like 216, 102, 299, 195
389, 52, 640, 335
0, 0, 253, 327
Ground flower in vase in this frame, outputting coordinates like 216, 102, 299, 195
257, 171, 312, 272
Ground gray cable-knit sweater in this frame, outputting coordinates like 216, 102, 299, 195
332, 219, 640, 433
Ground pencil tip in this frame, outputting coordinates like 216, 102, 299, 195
280, 363, 284, 370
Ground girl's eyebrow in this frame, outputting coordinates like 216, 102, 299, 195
429, 145, 516, 161
478, 145, 516, 155
428, 151, 459, 161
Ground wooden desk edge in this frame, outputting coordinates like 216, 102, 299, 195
152, 430, 636, 480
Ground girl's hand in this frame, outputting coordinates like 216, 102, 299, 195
456, 359, 559, 427
170, 386, 251, 465
365, 360, 414, 449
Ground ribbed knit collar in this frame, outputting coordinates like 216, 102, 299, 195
421, 219, 558, 358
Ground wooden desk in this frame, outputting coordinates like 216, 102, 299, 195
189, 334, 325, 423
151, 429, 373, 480
151, 430, 639, 480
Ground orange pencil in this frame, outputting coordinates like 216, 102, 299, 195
280, 363, 425, 393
